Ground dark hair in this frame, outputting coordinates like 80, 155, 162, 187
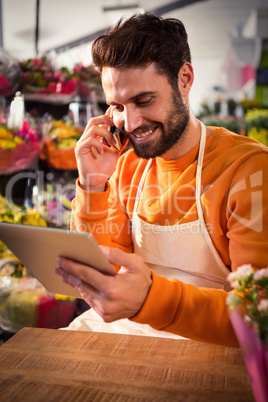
92, 13, 191, 85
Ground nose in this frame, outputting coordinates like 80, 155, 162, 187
117, 106, 143, 133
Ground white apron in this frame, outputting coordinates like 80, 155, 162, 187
131, 122, 231, 290
63, 122, 230, 338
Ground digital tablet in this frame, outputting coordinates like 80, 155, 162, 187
0, 222, 115, 298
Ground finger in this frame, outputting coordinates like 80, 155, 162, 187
105, 106, 112, 117
85, 114, 113, 131
76, 136, 105, 156
99, 246, 141, 271
78, 124, 116, 149
77, 136, 119, 159
55, 266, 82, 288
78, 124, 109, 145
79, 116, 114, 147
55, 266, 106, 311
56, 257, 115, 293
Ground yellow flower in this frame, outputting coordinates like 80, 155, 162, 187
53, 120, 66, 128
0, 139, 17, 149
0, 127, 13, 139
22, 209, 47, 227
0, 133, 23, 149
248, 127, 268, 146
14, 136, 23, 145
50, 127, 78, 139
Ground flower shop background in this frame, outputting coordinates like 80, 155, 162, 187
0, 58, 104, 344
0, 0, 268, 347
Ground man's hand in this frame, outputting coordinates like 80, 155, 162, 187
75, 111, 121, 192
55, 247, 152, 322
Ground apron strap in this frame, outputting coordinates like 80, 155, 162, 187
195, 122, 230, 274
195, 121, 206, 221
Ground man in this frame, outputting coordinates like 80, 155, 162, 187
56, 13, 268, 347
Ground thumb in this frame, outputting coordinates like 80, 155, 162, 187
100, 246, 138, 271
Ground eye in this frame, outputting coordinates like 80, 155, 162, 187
136, 97, 153, 107
111, 105, 124, 112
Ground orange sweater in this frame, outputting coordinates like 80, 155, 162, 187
71, 128, 268, 347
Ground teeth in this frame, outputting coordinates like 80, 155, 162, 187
134, 128, 154, 138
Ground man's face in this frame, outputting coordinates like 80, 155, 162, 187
102, 63, 189, 160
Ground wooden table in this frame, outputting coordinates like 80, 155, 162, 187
0, 327, 254, 402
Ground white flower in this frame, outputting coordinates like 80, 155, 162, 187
226, 292, 242, 308
236, 264, 254, 277
253, 267, 268, 281
227, 264, 254, 287
227, 278, 240, 289
227, 272, 238, 283
257, 299, 268, 312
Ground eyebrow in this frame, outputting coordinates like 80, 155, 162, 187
107, 91, 155, 105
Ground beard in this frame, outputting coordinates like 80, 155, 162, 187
123, 88, 189, 159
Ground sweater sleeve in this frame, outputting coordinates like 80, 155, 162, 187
131, 271, 239, 347
70, 177, 133, 253
70, 178, 112, 246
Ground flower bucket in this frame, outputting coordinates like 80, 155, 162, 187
227, 265, 268, 402
229, 308, 268, 402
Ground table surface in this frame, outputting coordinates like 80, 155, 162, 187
0, 327, 254, 402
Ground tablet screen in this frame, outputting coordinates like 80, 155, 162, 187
0, 222, 115, 298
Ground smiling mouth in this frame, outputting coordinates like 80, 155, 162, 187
132, 126, 158, 139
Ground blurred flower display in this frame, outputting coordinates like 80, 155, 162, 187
0, 195, 77, 333
19, 56, 77, 98
73, 62, 102, 100
0, 194, 47, 278
17, 57, 104, 104
240, 98, 262, 113
0, 48, 21, 97
32, 170, 76, 229
201, 115, 245, 134
0, 116, 41, 174
245, 108, 268, 146
40, 117, 83, 169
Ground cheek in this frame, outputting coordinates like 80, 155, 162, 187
148, 103, 167, 123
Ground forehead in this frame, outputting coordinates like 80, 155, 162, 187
102, 64, 169, 103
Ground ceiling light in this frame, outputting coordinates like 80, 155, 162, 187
103, 4, 141, 12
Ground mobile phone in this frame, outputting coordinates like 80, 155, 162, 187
109, 125, 125, 152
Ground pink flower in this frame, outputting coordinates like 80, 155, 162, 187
54, 70, 62, 81
253, 267, 268, 281
227, 264, 254, 287
32, 58, 43, 67
0, 115, 6, 124
257, 298, 268, 312
0, 73, 13, 96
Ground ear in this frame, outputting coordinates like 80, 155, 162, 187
177, 62, 194, 97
